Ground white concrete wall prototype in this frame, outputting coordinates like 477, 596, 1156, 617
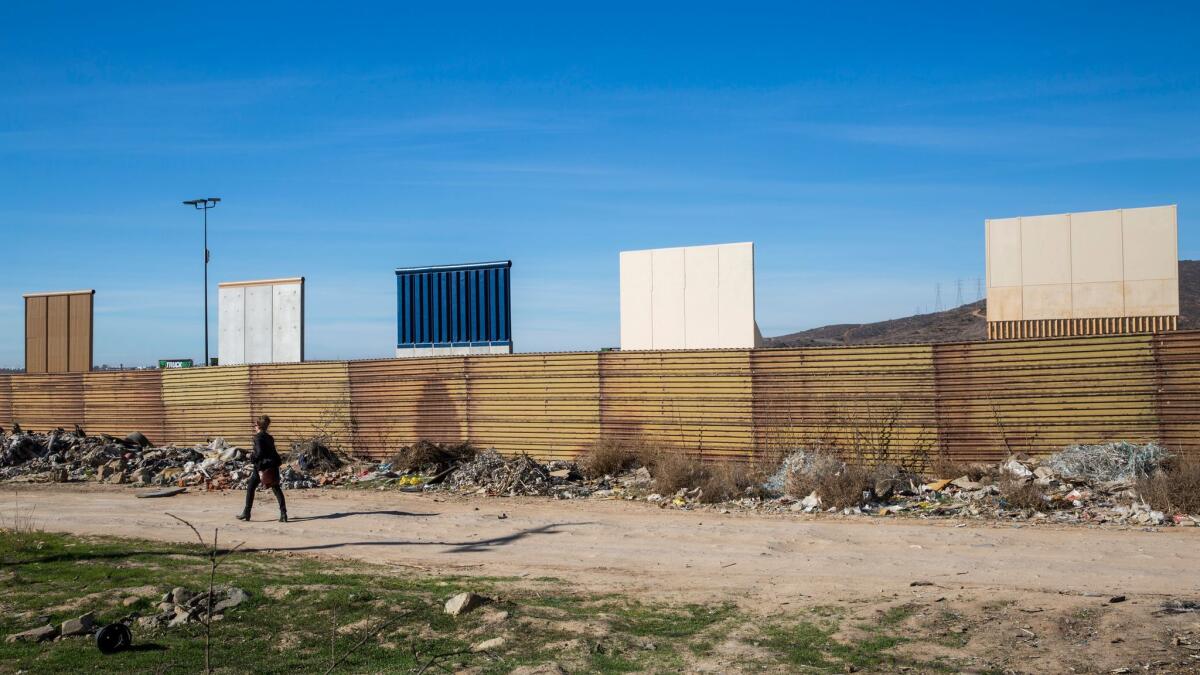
217, 278, 304, 365
985, 206, 1179, 321
619, 241, 759, 350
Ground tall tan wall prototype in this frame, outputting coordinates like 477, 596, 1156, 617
3, 334, 1198, 461
986, 206, 1178, 329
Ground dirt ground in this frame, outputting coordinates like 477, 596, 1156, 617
5, 484, 1200, 673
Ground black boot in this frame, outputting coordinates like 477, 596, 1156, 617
278, 512, 288, 523
236, 512, 250, 521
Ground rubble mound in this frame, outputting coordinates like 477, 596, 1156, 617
390, 439, 477, 474
0, 429, 345, 490
446, 450, 554, 496
137, 586, 250, 630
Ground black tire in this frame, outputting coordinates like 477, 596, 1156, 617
124, 432, 151, 448
95, 623, 132, 654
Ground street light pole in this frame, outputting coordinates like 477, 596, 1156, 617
182, 197, 221, 365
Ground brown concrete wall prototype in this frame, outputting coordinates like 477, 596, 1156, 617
3, 334, 1199, 461
23, 290, 94, 373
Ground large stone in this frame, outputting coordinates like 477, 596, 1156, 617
509, 664, 568, 675
6, 624, 58, 643
444, 592, 490, 616
950, 476, 982, 490
171, 587, 193, 604
212, 587, 249, 613
61, 612, 95, 637
471, 636, 507, 652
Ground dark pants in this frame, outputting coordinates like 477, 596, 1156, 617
243, 469, 286, 516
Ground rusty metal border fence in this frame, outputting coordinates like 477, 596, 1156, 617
0, 332, 1197, 462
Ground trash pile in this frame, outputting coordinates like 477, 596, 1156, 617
0, 428, 353, 490
443, 450, 579, 497
136, 586, 249, 630
747, 444, 1198, 527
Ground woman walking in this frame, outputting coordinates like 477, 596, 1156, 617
236, 415, 287, 522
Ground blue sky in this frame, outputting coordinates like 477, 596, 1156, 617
2, 3, 1198, 367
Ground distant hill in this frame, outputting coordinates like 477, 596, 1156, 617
766, 260, 1200, 347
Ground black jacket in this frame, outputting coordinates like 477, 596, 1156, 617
251, 431, 281, 471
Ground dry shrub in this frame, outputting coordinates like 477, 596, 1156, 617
633, 446, 759, 502
1137, 455, 1200, 515
784, 453, 873, 509
648, 451, 711, 495
926, 451, 987, 481
999, 479, 1049, 512
576, 438, 639, 479
698, 462, 758, 503
390, 439, 476, 473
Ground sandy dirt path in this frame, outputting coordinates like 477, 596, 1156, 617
4, 484, 1197, 607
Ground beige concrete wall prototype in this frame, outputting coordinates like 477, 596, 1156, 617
986, 205, 1178, 323
218, 277, 304, 365
619, 242, 758, 350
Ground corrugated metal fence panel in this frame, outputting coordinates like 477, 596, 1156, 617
752, 345, 937, 462
83, 370, 165, 441
348, 357, 468, 458
933, 335, 1159, 462
1154, 331, 1200, 455
162, 367, 253, 449
249, 362, 353, 453
11, 373, 84, 433
0, 374, 12, 430
600, 350, 753, 458
467, 352, 600, 460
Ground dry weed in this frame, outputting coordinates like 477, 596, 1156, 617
1137, 455, 1200, 514
999, 479, 1049, 511
390, 440, 476, 473
576, 438, 639, 479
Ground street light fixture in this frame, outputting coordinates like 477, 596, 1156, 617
182, 197, 221, 366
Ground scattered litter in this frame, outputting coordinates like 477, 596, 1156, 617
1158, 600, 1200, 615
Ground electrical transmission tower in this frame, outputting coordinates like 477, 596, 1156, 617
955, 279, 963, 306
935, 282, 943, 312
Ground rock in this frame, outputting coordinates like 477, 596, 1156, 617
108, 471, 128, 484
156, 602, 175, 613
130, 467, 153, 485
1109, 595, 1127, 603
471, 636, 506, 652
168, 606, 194, 628
212, 587, 249, 613
549, 469, 571, 479
6, 624, 58, 643
509, 664, 568, 675
950, 476, 982, 490
444, 592, 490, 616
60, 612, 95, 637
122, 597, 140, 607
171, 587, 192, 604
481, 609, 510, 624
136, 616, 162, 629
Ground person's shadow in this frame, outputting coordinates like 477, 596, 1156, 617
287, 510, 437, 522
